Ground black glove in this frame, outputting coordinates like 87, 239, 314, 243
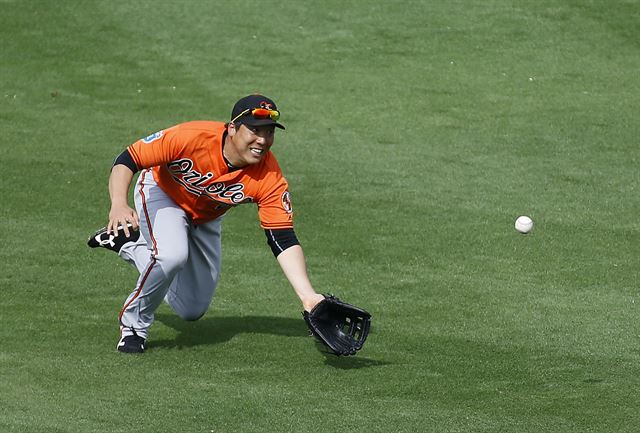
303, 295, 371, 356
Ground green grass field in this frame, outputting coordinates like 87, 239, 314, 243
2, 1, 639, 432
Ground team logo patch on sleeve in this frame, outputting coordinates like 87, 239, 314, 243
142, 130, 163, 143
281, 191, 293, 214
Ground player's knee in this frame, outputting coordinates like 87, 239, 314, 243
179, 305, 208, 321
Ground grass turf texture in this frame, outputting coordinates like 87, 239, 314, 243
1, 0, 639, 431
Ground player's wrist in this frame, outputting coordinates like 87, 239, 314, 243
302, 293, 325, 312
109, 199, 130, 209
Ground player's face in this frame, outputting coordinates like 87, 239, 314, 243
228, 123, 275, 166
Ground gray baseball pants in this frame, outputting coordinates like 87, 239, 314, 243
118, 169, 222, 340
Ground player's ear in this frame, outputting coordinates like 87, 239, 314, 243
227, 122, 237, 136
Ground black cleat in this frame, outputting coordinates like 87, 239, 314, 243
87, 224, 139, 253
116, 333, 146, 353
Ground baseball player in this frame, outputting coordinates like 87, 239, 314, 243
88, 94, 325, 353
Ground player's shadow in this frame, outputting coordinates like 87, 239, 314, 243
314, 341, 391, 369
153, 313, 388, 369
153, 313, 302, 348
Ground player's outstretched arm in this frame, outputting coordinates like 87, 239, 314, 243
276, 245, 325, 312
107, 164, 139, 237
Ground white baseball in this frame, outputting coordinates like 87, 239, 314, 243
515, 215, 534, 234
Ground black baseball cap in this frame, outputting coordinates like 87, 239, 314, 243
230, 94, 285, 130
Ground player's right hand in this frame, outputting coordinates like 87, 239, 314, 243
107, 204, 140, 237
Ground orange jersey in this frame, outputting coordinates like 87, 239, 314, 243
127, 121, 293, 228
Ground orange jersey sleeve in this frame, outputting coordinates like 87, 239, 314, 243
127, 122, 207, 169
256, 157, 294, 230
